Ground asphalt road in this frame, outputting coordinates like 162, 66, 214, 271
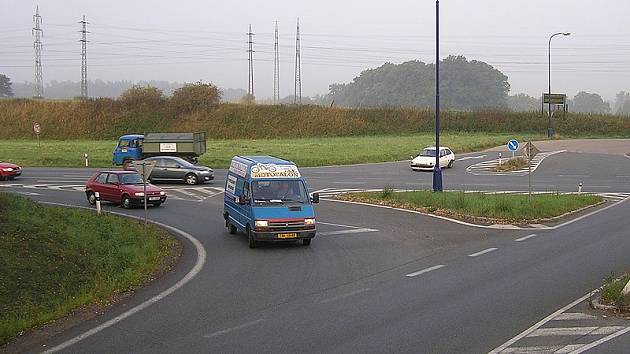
3, 140, 630, 353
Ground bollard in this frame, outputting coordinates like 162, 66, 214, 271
578, 182, 583, 195
623, 278, 630, 296
498, 152, 503, 165
84, 153, 89, 167
95, 191, 101, 215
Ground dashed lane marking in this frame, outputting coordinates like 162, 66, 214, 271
468, 247, 498, 257
553, 312, 597, 321
320, 288, 370, 304
515, 234, 538, 242
405, 264, 446, 277
318, 228, 379, 236
203, 319, 264, 339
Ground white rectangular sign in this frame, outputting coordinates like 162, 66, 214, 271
229, 160, 248, 178
159, 143, 177, 153
250, 163, 301, 179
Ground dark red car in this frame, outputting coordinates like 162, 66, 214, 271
0, 161, 22, 181
85, 170, 167, 208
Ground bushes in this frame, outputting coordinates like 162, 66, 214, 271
1, 98, 629, 140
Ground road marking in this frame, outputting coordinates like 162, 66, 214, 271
568, 326, 630, 353
457, 155, 487, 161
15, 191, 41, 196
40, 202, 207, 354
615, 176, 630, 178
405, 264, 445, 277
515, 234, 537, 242
489, 292, 595, 354
499, 345, 562, 353
321, 288, 370, 304
203, 319, 264, 338
317, 221, 364, 229
318, 228, 378, 236
527, 326, 626, 337
553, 312, 596, 321
557, 175, 590, 178
468, 247, 498, 257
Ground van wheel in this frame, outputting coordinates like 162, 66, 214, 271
448, 160, 454, 168
87, 191, 96, 205
185, 173, 198, 185
121, 195, 132, 209
302, 239, 312, 246
247, 227, 257, 249
229, 223, 237, 234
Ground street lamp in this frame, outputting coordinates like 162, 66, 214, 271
433, 0, 443, 192
547, 32, 570, 139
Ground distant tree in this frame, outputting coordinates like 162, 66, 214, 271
507, 93, 540, 112
279, 95, 314, 105
240, 93, 255, 105
119, 85, 164, 107
326, 56, 510, 109
170, 81, 222, 112
0, 74, 14, 97
614, 91, 630, 115
570, 91, 610, 114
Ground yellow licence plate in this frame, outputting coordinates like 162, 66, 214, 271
277, 233, 298, 239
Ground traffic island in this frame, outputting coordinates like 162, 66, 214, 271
337, 189, 604, 226
591, 273, 630, 314
0, 192, 181, 347
495, 156, 528, 172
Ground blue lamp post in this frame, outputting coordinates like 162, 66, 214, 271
432, 0, 443, 192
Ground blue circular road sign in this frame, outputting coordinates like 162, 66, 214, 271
507, 139, 519, 151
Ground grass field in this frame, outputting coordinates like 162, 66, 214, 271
0, 193, 180, 345
340, 190, 603, 223
0, 133, 540, 168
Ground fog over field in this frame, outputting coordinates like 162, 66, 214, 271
1, 0, 629, 101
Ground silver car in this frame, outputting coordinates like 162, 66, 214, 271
142, 156, 214, 185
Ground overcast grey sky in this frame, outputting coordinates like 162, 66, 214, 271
2, 0, 629, 100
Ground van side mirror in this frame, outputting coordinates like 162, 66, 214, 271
311, 193, 320, 204
236, 195, 249, 205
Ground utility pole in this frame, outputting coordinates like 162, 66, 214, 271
293, 18, 302, 105
32, 5, 44, 99
273, 21, 280, 104
79, 15, 89, 99
246, 24, 255, 99
432, 0, 443, 192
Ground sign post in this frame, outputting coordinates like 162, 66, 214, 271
523, 140, 540, 203
507, 139, 519, 159
33, 122, 41, 147
133, 160, 156, 225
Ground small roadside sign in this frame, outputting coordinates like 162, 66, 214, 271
33, 122, 41, 135
133, 160, 157, 182
507, 139, 519, 152
523, 141, 540, 160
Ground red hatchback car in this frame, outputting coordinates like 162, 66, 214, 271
0, 161, 22, 181
85, 170, 167, 208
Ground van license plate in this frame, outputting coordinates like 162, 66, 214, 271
277, 233, 297, 239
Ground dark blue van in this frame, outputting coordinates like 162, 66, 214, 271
223, 156, 319, 248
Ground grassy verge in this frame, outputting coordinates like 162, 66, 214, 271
600, 273, 630, 312
0, 193, 180, 345
496, 157, 528, 172
339, 189, 603, 223
0, 132, 540, 168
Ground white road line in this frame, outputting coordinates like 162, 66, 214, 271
528, 326, 626, 337
499, 345, 562, 353
489, 292, 595, 354
568, 326, 630, 353
203, 319, 264, 338
556, 344, 586, 353
317, 221, 365, 229
553, 312, 596, 321
458, 155, 487, 161
515, 234, 538, 242
321, 288, 370, 304
468, 247, 498, 257
318, 228, 378, 236
405, 264, 446, 277
40, 202, 207, 354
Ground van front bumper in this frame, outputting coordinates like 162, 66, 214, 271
252, 229, 316, 242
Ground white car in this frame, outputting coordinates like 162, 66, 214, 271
410, 147, 455, 171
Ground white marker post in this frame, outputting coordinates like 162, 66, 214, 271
498, 152, 503, 165
623, 279, 630, 296
95, 191, 101, 215
84, 153, 89, 167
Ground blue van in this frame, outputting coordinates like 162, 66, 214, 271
223, 156, 320, 248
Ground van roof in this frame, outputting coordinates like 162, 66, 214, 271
237, 156, 295, 165
120, 134, 144, 140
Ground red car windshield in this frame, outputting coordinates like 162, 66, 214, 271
119, 173, 143, 185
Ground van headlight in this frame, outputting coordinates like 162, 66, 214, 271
304, 218, 315, 225
255, 220, 268, 228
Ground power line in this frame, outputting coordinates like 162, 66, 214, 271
32, 5, 43, 98
246, 24, 255, 98
79, 15, 89, 99
294, 18, 301, 105
273, 21, 280, 103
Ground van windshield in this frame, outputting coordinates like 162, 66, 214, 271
251, 180, 309, 204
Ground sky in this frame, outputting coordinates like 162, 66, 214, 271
1, 0, 630, 101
